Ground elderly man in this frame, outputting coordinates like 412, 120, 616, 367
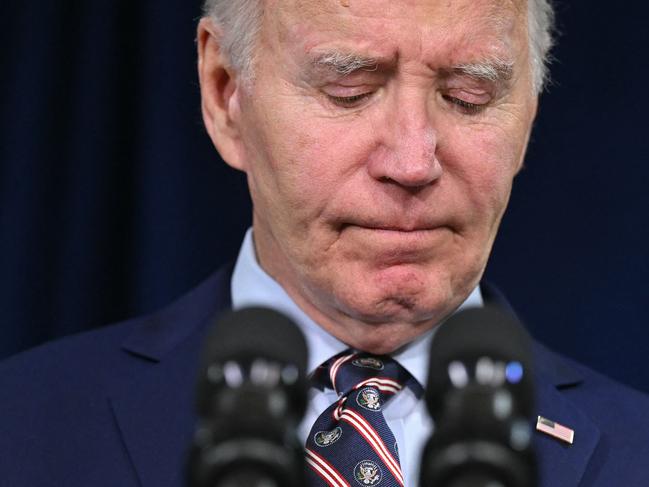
1, 1, 648, 486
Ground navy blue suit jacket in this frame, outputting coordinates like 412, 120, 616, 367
1, 265, 648, 486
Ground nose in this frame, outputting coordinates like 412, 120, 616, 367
367, 97, 442, 188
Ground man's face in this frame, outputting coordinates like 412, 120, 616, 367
206, 0, 537, 353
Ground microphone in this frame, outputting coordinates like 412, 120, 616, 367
420, 306, 537, 487
187, 307, 308, 487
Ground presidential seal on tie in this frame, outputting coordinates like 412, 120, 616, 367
352, 357, 385, 370
354, 460, 382, 485
356, 387, 382, 411
313, 426, 343, 447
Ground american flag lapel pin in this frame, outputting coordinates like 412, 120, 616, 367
536, 415, 575, 445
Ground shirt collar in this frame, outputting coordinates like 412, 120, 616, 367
231, 227, 483, 384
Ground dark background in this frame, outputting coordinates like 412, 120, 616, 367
1, 1, 647, 391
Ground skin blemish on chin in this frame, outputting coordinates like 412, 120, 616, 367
340, 0, 350, 6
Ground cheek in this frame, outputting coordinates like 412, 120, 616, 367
239, 107, 340, 238
442, 123, 521, 219
259, 113, 373, 215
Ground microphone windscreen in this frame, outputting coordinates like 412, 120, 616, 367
203, 306, 308, 371
426, 306, 534, 414
189, 307, 309, 487
196, 307, 309, 419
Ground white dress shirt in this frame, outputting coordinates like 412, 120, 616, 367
231, 228, 483, 486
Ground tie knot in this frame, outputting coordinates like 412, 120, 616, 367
315, 350, 422, 400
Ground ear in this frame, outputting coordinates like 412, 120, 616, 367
197, 17, 248, 172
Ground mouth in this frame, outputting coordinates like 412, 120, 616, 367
332, 221, 455, 267
340, 222, 450, 247
344, 221, 443, 233
358, 225, 433, 233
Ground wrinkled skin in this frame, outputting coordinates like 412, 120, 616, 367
198, 0, 537, 354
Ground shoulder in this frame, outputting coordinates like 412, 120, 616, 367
0, 265, 233, 485
0, 318, 144, 484
0, 319, 137, 404
533, 341, 649, 485
547, 345, 649, 439
0, 263, 233, 381
482, 281, 649, 423
534, 340, 649, 420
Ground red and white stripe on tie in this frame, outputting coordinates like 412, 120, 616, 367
340, 409, 404, 486
353, 377, 402, 394
333, 396, 347, 421
328, 353, 357, 393
306, 448, 351, 487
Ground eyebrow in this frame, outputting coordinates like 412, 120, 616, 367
308, 49, 515, 84
452, 58, 515, 84
310, 50, 384, 76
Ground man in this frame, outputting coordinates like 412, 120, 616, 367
1, 1, 648, 486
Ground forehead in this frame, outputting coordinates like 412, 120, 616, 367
263, 0, 528, 65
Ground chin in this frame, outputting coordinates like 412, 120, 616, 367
335, 272, 449, 324
328, 278, 470, 352
334, 293, 443, 350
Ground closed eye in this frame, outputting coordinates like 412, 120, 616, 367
327, 92, 374, 108
442, 95, 486, 115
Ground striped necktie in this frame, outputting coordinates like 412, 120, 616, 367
305, 351, 423, 487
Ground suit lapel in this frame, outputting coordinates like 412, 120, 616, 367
108, 338, 202, 487
532, 343, 601, 487
108, 266, 232, 487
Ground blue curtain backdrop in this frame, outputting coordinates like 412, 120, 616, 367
1, 1, 648, 393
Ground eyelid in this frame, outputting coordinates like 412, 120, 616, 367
444, 87, 492, 104
442, 94, 486, 115
323, 82, 375, 96
327, 92, 374, 108
322, 84, 377, 108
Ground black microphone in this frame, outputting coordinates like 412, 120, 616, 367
420, 306, 537, 487
187, 307, 308, 487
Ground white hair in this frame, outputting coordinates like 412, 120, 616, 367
528, 0, 556, 93
203, 0, 555, 94
202, 0, 263, 77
